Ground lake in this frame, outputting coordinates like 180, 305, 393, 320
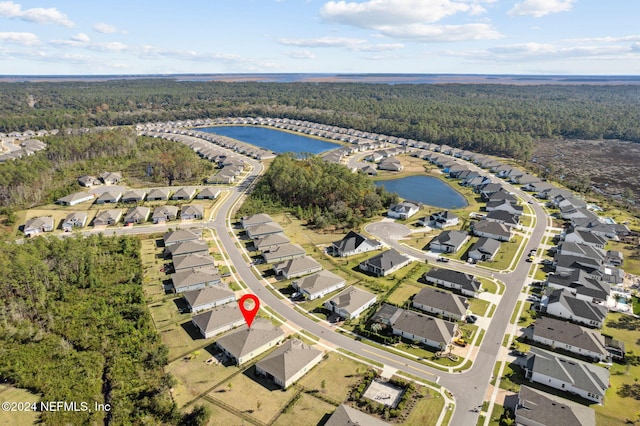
199, 126, 341, 154
375, 175, 468, 209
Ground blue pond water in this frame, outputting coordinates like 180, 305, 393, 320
375, 176, 468, 209
199, 126, 340, 154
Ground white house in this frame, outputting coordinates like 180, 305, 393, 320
24, 216, 55, 237
531, 316, 609, 362
255, 339, 323, 389
293, 270, 346, 300
183, 286, 236, 313
324, 286, 377, 320
387, 201, 420, 220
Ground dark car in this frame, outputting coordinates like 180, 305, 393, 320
437, 257, 450, 263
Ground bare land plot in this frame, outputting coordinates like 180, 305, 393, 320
298, 353, 368, 403
272, 393, 336, 426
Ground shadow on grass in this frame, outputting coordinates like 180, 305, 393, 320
180, 320, 204, 341
243, 365, 283, 392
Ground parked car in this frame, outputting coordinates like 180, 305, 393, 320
466, 314, 478, 324
454, 337, 467, 347
437, 257, 450, 263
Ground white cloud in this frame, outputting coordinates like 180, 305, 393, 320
277, 36, 404, 51
378, 23, 502, 42
283, 50, 316, 59
0, 1, 74, 27
0, 31, 39, 45
71, 33, 90, 43
93, 22, 118, 34
89, 42, 128, 52
320, 0, 474, 27
508, 0, 576, 18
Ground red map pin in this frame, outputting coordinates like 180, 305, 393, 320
238, 294, 260, 328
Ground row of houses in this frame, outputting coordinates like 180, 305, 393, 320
57, 186, 220, 207
0, 138, 47, 162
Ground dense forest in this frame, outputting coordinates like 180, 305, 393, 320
0, 235, 208, 425
2, 80, 640, 161
239, 154, 398, 229
0, 129, 215, 208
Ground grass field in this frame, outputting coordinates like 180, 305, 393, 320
478, 277, 502, 295
386, 282, 422, 306
298, 353, 368, 403
0, 385, 40, 426
272, 393, 336, 426
194, 398, 247, 426
468, 298, 491, 316
403, 387, 445, 426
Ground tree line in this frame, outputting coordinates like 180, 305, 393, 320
1, 80, 640, 161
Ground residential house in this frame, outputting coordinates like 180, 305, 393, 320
165, 240, 209, 258
172, 253, 216, 272
215, 318, 285, 365
262, 243, 306, 264
324, 286, 377, 320
543, 288, 608, 328
95, 191, 122, 204
472, 220, 512, 242
556, 242, 605, 262
170, 268, 221, 293
61, 211, 88, 232
92, 209, 122, 227
412, 287, 468, 321
183, 286, 235, 313
378, 157, 403, 171
196, 187, 220, 199
531, 316, 609, 362
152, 205, 179, 224
553, 254, 603, 278
171, 187, 197, 201
515, 386, 596, 426
424, 268, 481, 297
485, 210, 520, 229
255, 339, 323, 389
253, 233, 290, 252
191, 303, 245, 339
359, 165, 378, 176
428, 230, 469, 253
387, 201, 421, 220
23, 216, 55, 237
485, 199, 524, 216
331, 230, 382, 257
123, 206, 150, 225
478, 182, 504, 200
163, 229, 200, 246
245, 222, 284, 239
564, 230, 607, 249
390, 309, 457, 349
273, 256, 322, 280
467, 237, 501, 262
420, 211, 459, 229
78, 175, 99, 187
358, 249, 412, 277
100, 172, 122, 185
512, 173, 539, 185
292, 270, 346, 300
56, 191, 95, 206
524, 347, 609, 403
241, 213, 274, 229
146, 188, 171, 201
121, 189, 146, 203
180, 204, 204, 220
546, 269, 610, 303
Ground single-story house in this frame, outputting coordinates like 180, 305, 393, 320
515, 386, 595, 426
165, 240, 209, 258
170, 268, 221, 293
61, 211, 88, 232
485, 210, 521, 229
387, 201, 421, 220
546, 269, 610, 303
543, 289, 607, 328
531, 316, 609, 362
245, 222, 284, 239
390, 309, 457, 349
121, 189, 147, 203
412, 287, 468, 321
292, 270, 346, 300
378, 157, 403, 172
95, 191, 122, 204
253, 233, 290, 252
78, 175, 99, 187
100, 172, 122, 185
92, 209, 122, 227
359, 165, 378, 176
146, 188, 171, 201
524, 346, 609, 403
255, 339, 323, 389
262, 243, 306, 264
241, 213, 274, 229
324, 286, 377, 320
196, 187, 221, 200
467, 237, 501, 261
183, 285, 235, 313
326, 405, 390, 426
123, 206, 151, 225
191, 303, 245, 339
563, 230, 607, 249
24, 216, 55, 237
172, 253, 216, 272
171, 187, 197, 201
56, 191, 95, 206
163, 229, 200, 246
428, 230, 469, 253
152, 205, 179, 224
215, 318, 285, 365
180, 204, 204, 220
273, 256, 323, 280
423, 268, 481, 297
472, 220, 512, 242
331, 230, 382, 257
358, 249, 412, 277
485, 199, 523, 216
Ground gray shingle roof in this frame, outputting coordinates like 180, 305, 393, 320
215, 318, 285, 361
255, 339, 322, 386
413, 287, 468, 318
516, 386, 595, 426
391, 309, 457, 346
532, 316, 607, 358
183, 286, 235, 310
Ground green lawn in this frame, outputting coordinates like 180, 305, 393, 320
298, 353, 368, 403
386, 282, 422, 306
606, 240, 640, 275
403, 387, 445, 426
0, 385, 40, 426
468, 298, 491, 316
481, 234, 524, 270
478, 277, 501, 295
510, 301, 522, 325
272, 393, 336, 426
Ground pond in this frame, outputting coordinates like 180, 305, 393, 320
199, 126, 341, 154
375, 175, 468, 209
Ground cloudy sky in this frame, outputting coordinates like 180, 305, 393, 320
0, 0, 638, 75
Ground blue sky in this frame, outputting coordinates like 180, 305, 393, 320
0, 0, 638, 75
